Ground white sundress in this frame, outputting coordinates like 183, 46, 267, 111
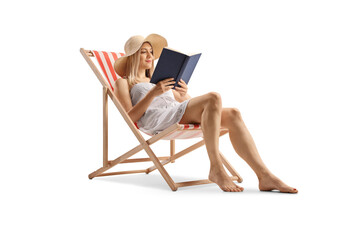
130, 82, 190, 135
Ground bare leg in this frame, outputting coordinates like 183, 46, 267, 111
220, 108, 298, 193
179, 93, 243, 192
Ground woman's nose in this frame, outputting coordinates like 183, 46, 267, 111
147, 52, 152, 58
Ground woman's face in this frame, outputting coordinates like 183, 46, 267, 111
139, 42, 154, 70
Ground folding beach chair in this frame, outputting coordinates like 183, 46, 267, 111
80, 48, 243, 191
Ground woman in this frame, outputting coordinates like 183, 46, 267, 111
113, 34, 298, 193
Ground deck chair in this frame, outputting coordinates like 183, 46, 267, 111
80, 48, 243, 191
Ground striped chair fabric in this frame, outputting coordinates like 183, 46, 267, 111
91, 50, 226, 140
92, 50, 124, 91
143, 123, 204, 140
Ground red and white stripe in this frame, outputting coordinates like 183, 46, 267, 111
92, 50, 124, 91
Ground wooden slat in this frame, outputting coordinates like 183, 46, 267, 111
176, 176, 239, 188
176, 179, 212, 187
120, 156, 170, 163
97, 169, 147, 177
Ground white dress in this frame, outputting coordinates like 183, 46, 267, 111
130, 82, 190, 135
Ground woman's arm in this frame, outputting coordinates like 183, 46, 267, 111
128, 94, 156, 123
113, 78, 155, 123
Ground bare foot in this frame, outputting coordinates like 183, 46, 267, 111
209, 167, 244, 192
259, 174, 298, 193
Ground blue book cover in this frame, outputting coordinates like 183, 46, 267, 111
150, 47, 201, 89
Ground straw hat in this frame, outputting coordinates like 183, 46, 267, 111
114, 33, 168, 77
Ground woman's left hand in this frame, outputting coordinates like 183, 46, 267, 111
175, 79, 188, 97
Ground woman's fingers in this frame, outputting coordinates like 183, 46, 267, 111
164, 82, 175, 88
159, 78, 189, 93
177, 80, 187, 88
159, 79, 175, 92
179, 79, 186, 84
158, 78, 173, 85
161, 78, 175, 86
175, 85, 186, 91
175, 87, 186, 93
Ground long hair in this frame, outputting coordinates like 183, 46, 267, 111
124, 42, 154, 89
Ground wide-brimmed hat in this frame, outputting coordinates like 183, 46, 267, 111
114, 33, 168, 77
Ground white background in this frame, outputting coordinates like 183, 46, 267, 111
1, 0, 359, 239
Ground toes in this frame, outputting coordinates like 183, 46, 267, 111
230, 185, 243, 192
223, 186, 236, 192
215, 179, 243, 192
279, 187, 298, 193
220, 184, 244, 192
230, 183, 243, 192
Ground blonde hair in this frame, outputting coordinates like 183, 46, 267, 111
124, 42, 154, 89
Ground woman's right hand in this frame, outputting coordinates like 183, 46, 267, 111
149, 78, 176, 97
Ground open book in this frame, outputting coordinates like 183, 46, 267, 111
150, 47, 201, 88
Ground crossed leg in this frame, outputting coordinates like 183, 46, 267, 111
179, 92, 297, 193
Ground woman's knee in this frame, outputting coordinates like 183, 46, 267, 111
224, 108, 242, 121
206, 92, 222, 108
228, 108, 242, 122
221, 108, 243, 128
229, 108, 242, 121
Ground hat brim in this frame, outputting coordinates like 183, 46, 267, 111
114, 55, 129, 78
114, 33, 168, 77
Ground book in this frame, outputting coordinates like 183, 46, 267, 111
150, 47, 201, 89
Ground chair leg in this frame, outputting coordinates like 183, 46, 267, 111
142, 142, 178, 191
219, 151, 243, 183
170, 140, 175, 163
103, 87, 109, 167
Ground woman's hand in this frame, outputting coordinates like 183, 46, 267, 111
174, 79, 188, 98
149, 78, 176, 97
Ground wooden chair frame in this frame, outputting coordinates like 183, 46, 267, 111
80, 48, 243, 191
